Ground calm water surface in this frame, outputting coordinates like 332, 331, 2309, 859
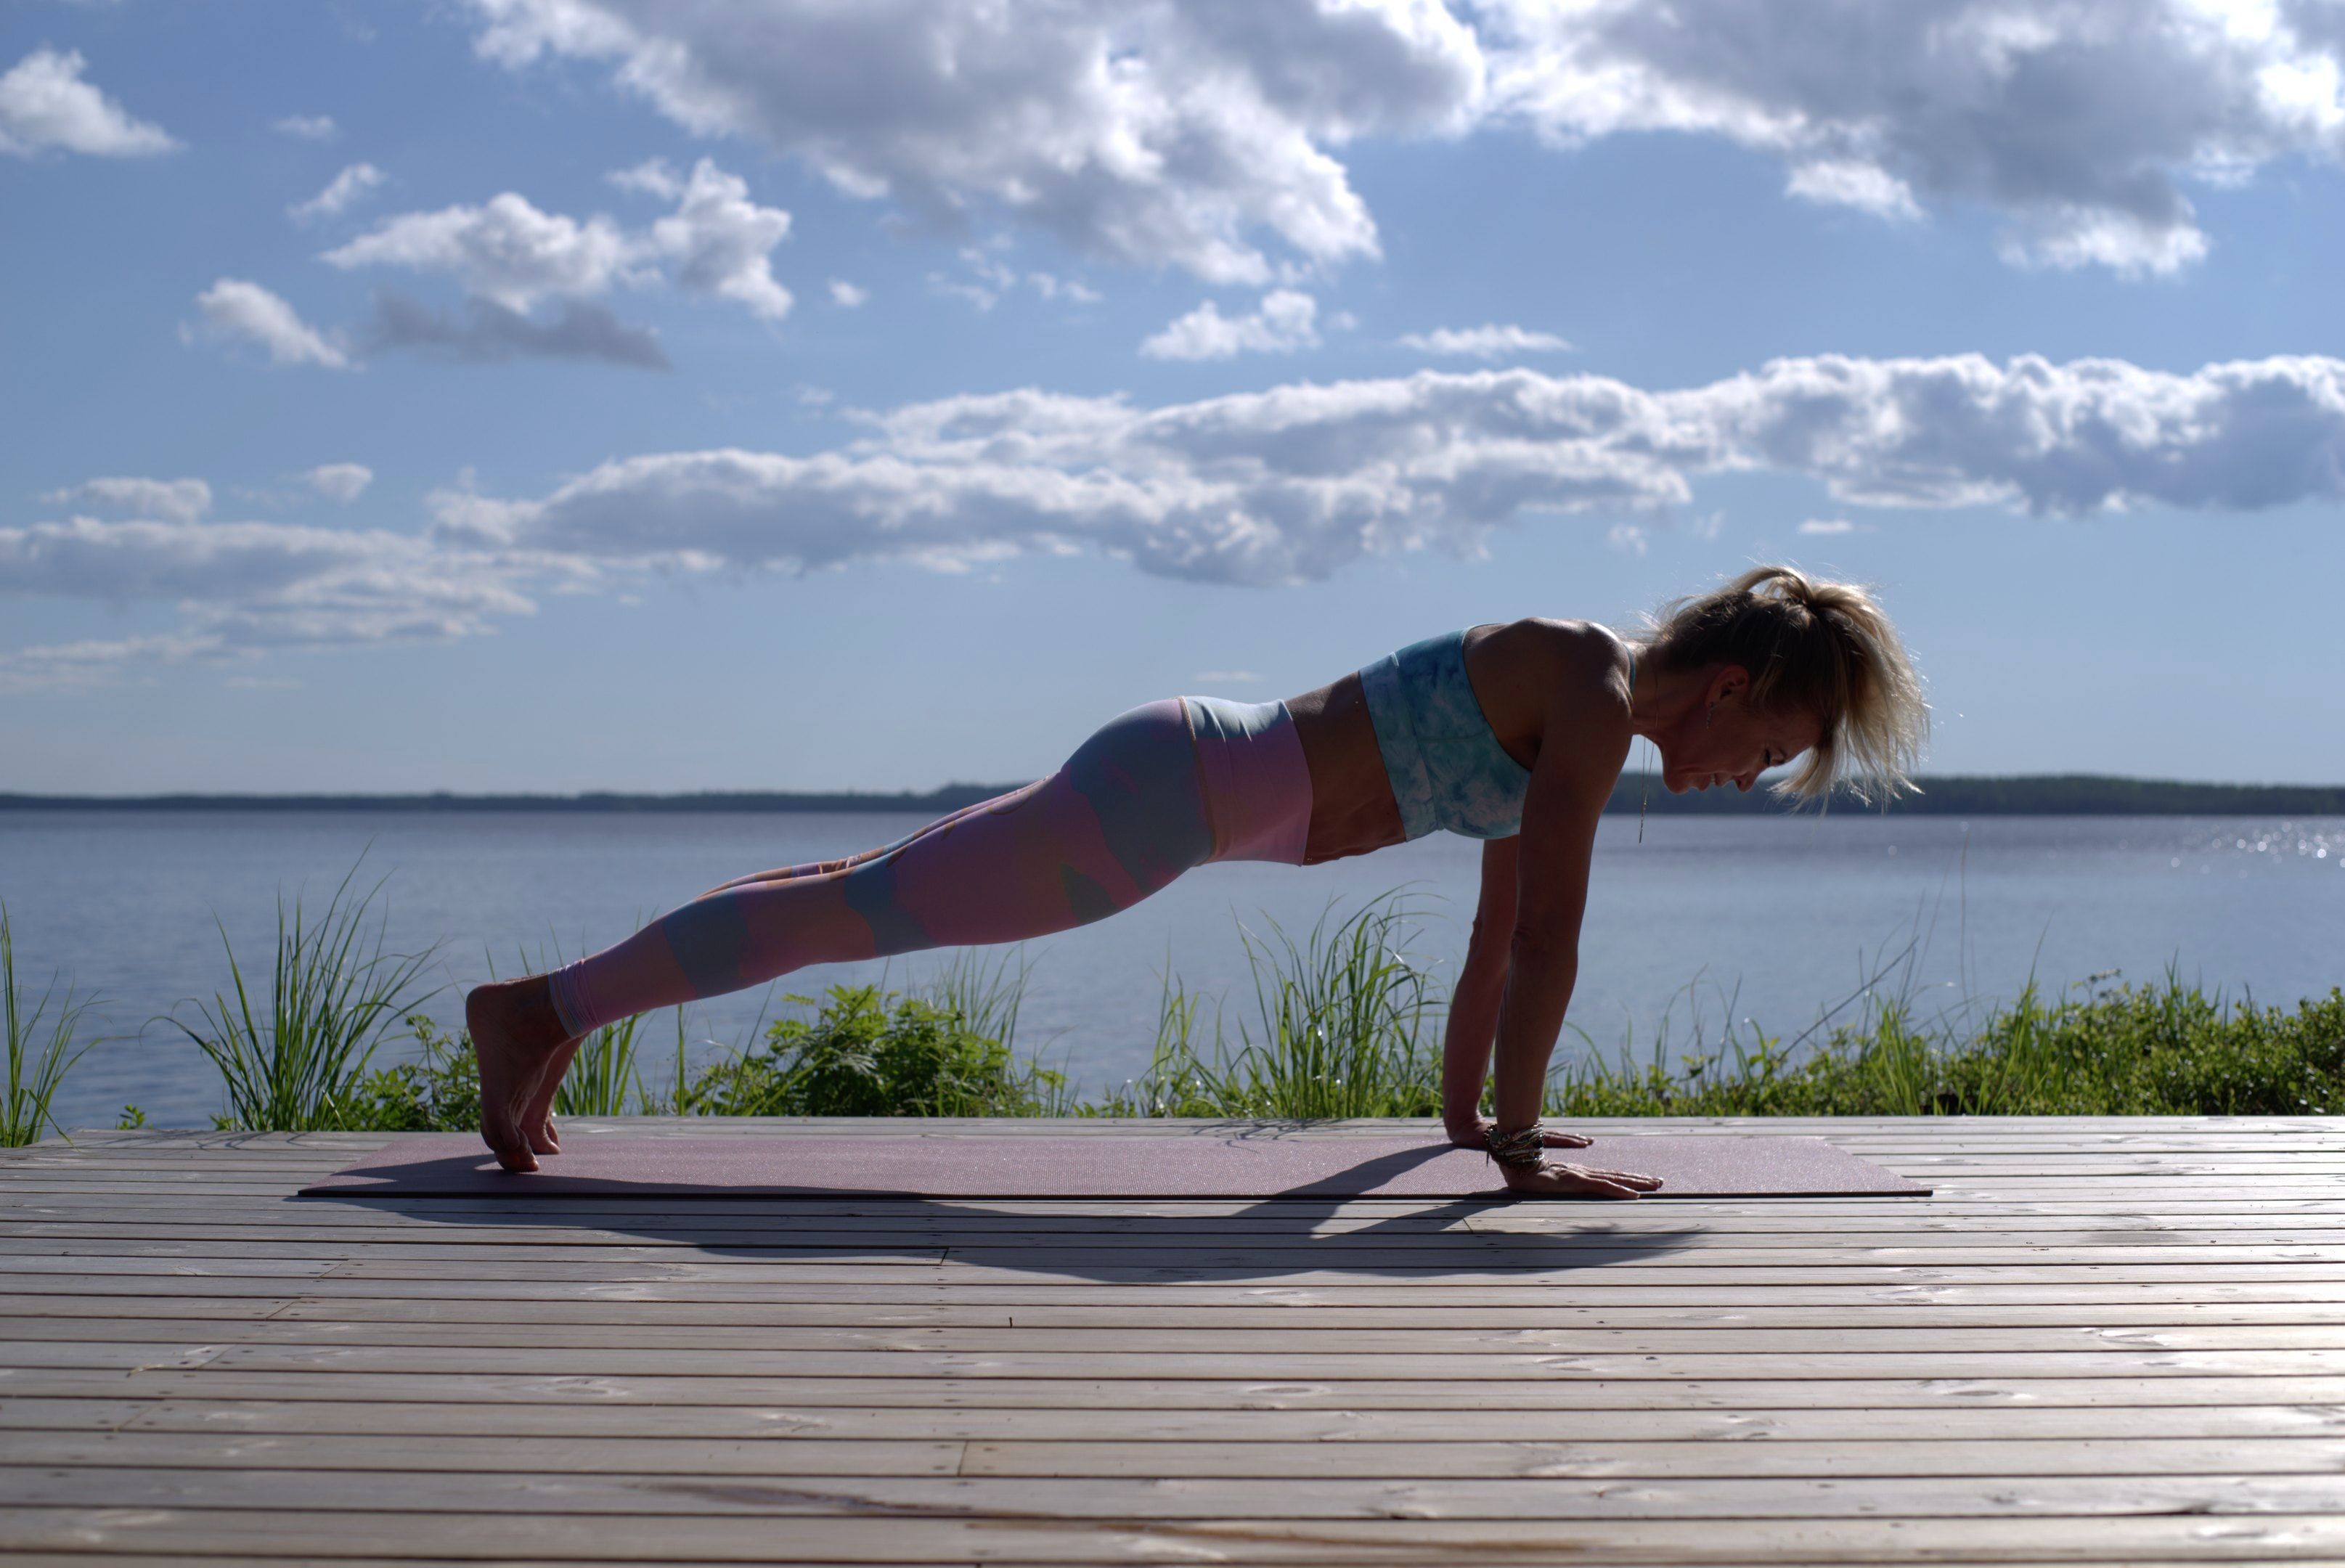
2, 809, 2338, 1129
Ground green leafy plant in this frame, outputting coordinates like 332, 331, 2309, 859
173, 862, 441, 1131
681, 981, 1063, 1117
343, 1013, 481, 1132
1, 904, 99, 1148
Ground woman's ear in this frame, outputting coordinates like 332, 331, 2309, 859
1706, 663, 1750, 708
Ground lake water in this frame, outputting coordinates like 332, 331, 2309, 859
1, 809, 2339, 1130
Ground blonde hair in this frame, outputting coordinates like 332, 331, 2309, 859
1641, 565, 1928, 805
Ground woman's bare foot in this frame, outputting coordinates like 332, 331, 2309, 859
519, 1037, 582, 1155
465, 977, 571, 1172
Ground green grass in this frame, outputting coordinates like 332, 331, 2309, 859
1, 903, 99, 1148
1091, 894, 1447, 1119
171, 861, 444, 1131
1551, 972, 2344, 1118
113, 870, 2345, 1132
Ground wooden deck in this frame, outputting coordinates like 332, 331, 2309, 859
4, 1116, 2344, 1565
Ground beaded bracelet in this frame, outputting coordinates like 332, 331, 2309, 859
1483, 1122, 1549, 1170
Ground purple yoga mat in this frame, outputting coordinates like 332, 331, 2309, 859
303, 1132, 1928, 1199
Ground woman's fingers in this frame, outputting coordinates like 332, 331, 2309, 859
1561, 1162, 1665, 1191
1541, 1128, 1594, 1147
1503, 1160, 1664, 1199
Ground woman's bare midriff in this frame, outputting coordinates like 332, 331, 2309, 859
1284, 672, 1403, 864
1283, 620, 1583, 865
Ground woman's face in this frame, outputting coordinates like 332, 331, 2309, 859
1657, 671, 1823, 795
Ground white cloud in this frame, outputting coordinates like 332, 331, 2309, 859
40, 477, 212, 525
324, 192, 641, 311
1028, 271, 1101, 303
328, 161, 791, 322
0, 48, 177, 158
191, 279, 349, 369
1785, 160, 1922, 222
1477, 0, 2345, 276
272, 114, 339, 142
605, 158, 680, 198
436, 352, 2345, 589
302, 463, 374, 502
828, 278, 868, 308
1142, 290, 1319, 360
22, 351, 2345, 685
1797, 518, 1867, 535
0, 509, 554, 688
0, 515, 532, 639
290, 163, 386, 224
643, 158, 793, 319
460, 0, 1484, 283
450, 1, 2345, 280
1398, 324, 1572, 359
0, 632, 229, 693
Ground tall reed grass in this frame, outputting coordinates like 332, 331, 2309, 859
1096, 894, 1445, 1118
171, 862, 441, 1130
1, 903, 98, 1147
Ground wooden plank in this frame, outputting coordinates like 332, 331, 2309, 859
246, 1297, 2345, 1329
16, 1367, 2345, 1410
92, 1396, 2345, 1442
12, 1463, 2345, 1523
25, 1290, 2337, 1331
24, 1315, 2345, 1355
4, 1503, 2344, 1562
18, 1271, 2345, 1306
139, 1342, 2345, 1380
11, 1428, 2345, 1482
26, 1198, 2345, 1238
0, 1430, 966, 1474
20, 1236, 2345, 1271
22, 1220, 2345, 1256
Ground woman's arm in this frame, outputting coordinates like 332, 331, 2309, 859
1485, 645, 1656, 1197
1490, 730, 1615, 1132
1440, 837, 1516, 1141
1443, 837, 1599, 1152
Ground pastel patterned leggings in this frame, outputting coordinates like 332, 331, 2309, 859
545, 697, 1314, 1039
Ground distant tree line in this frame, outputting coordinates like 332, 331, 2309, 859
5, 774, 2344, 817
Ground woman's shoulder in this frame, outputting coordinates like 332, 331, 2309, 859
1464, 618, 1634, 752
1475, 616, 1632, 686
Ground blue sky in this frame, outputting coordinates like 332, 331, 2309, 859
5, 0, 2344, 793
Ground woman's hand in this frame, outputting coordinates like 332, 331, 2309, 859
1501, 1159, 1664, 1200
1446, 1116, 1594, 1151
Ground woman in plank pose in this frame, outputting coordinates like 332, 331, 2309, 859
468, 565, 1925, 1194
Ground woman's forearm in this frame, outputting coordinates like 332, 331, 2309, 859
1440, 957, 1508, 1130
1490, 935, 1578, 1128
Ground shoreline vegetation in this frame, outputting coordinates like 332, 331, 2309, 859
7, 772, 2345, 817
4, 873, 2339, 1143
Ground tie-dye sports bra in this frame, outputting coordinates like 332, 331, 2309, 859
1356, 627, 1533, 841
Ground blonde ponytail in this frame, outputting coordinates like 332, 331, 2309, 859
1642, 565, 1928, 805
